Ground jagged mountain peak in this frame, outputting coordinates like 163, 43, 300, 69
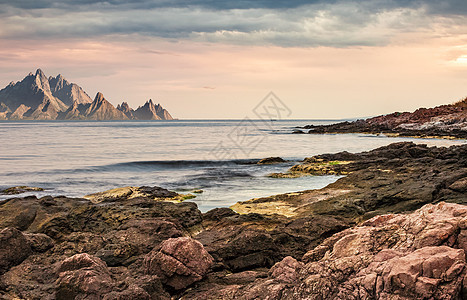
95, 92, 105, 103
35, 68, 45, 77
118, 101, 131, 111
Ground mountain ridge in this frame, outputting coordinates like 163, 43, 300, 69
0, 69, 174, 121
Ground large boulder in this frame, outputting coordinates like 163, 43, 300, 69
0, 227, 32, 274
144, 237, 213, 290
55, 253, 113, 300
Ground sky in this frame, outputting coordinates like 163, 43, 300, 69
0, 0, 466, 119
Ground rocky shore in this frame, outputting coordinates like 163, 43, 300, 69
0, 142, 466, 299
298, 98, 467, 138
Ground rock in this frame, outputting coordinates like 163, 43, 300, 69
292, 129, 305, 134
379, 246, 465, 297
0, 143, 465, 299
0, 228, 32, 274
24, 233, 54, 252
56, 253, 113, 300
103, 284, 151, 300
257, 157, 286, 164
83, 186, 179, 203
450, 177, 467, 192
234, 142, 467, 221
268, 256, 303, 284
96, 219, 182, 266
197, 222, 282, 272
303, 97, 467, 138
144, 237, 214, 290
218, 202, 467, 299
202, 207, 238, 222
1, 186, 44, 195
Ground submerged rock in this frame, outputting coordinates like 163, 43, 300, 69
257, 157, 286, 164
1, 186, 44, 195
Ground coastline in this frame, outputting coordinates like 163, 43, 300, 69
1, 141, 466, 299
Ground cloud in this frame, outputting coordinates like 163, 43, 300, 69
0, 0, 466, 47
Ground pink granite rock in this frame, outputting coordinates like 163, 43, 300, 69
144, 237, 214, 290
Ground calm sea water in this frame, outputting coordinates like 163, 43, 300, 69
0, 120, 465, 211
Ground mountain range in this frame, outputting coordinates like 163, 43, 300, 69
0, 69, 174, 121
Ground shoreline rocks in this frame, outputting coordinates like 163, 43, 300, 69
0, 142, 465, 299
300, 97, 467, 138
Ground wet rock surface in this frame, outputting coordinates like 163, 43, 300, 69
0, 186, 44, 195
0, 143, 465, 299
234, 142, 467, 221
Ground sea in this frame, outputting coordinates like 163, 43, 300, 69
1, 120, 465, 212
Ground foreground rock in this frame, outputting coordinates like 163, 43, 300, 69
301, 97, 467, 138
145, 237, 214, 290
0, 143, 465, 299
56, 253, 113, 299
182, 202, 467, 299
0, 228, 31, 275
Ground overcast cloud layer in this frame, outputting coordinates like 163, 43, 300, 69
0, 0, 466, 47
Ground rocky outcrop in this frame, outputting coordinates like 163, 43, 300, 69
179, 202, 467, 299
257, 157, 286, 164
0, 186, 200, 299
202, 202, 467, 299
302, 97, 467, 138
83, 186, 179, 203
0, 69, 175, 121
234, 142, 467, 220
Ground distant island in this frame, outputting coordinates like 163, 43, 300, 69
298, 97, 467, 139
0, 69, 174, 121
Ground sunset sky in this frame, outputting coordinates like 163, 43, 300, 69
0, 0, 466, 119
